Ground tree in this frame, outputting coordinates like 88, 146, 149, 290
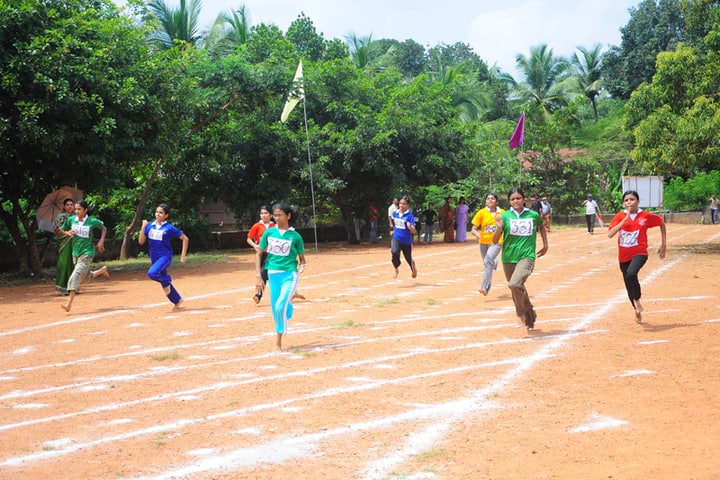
571, 45, 603, 121
0, 0, 167, 273
146, 0, 204, 49
285, 12, 326, 62
603, 0, 685, 99
507, 44, 575, 117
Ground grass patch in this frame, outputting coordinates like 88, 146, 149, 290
330, 319, 363, 329
376, 297, 399, 307
150, 350, 179, 361
414, 447, 447, 461
0, 251, 233, 287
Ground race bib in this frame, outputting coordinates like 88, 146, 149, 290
393, 217, 407, 230
484, 224, 498, 234
267, 236, 292, 256
148, 228, 164, 241
509, 218, 534, 236
72, 224, 91, 239
618, 230, 639, 248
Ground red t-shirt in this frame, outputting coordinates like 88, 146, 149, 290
609, 210, 663, 262
247, 221, 275, 245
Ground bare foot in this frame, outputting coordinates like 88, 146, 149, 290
479, 289, 488, 296
93, 266, 110, 280
393, 268, 399, 279
173, 298, 183, 309
276, 333, 283, 351
633, 300, 644, 323
60, 304, 70, 312
293, 293, 306, 301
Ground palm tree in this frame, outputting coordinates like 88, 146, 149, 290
571, 44, 603, 121
511, 44, 575, 116
147, 0, 203, 49
425, 54, 492, 123
345, 33, 380, 69
205, 4, 251, 56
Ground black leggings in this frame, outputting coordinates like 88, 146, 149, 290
391, 239, 414, 270
619, 255, 648, 305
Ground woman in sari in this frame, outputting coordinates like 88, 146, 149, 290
53, 198, 75, 295
439, 196, 455, 243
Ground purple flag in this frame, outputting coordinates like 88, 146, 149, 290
509, 112, 525, 149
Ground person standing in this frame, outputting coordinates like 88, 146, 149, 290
247, 205, 275, 304
138, 203, 189, 307
530, 195, 542, 215
368, 200, 379, 243
439, 196, 455, 243
608, 190, 666, 323
423, 202, 437, 244
256, 202, 306, 351
390, 195, 417, 279
387, 196, 399, 234
413, 201, 423, 244
53, 198, 75, 295
582, 194, 601, 234
710, 195, 719, 224
60, 200, 110, 312
540, 197, 552, 232
455, 197, 469, 242
470, 193, 504, 296
493, 188, 548, 332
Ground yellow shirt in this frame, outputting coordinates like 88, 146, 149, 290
471, 207, 504, 245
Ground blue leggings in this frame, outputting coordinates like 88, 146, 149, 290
268, 271, 299, 334
148, 255, 181, 304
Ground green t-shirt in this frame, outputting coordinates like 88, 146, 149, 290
499, 208, 541, 263
62, 215, 105, 257
259, 227, 305, 272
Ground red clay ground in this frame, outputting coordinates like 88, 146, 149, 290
0, 225, 719, 480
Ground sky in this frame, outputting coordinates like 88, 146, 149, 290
172, 0, 643, 76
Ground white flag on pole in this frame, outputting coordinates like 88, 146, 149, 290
280, 60, 304, 123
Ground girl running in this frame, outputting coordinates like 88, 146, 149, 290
247, 205, 275, 304
470, 193, 504, 296
138, 203, 189, 307
256, 202, 306, 351
493, 188, 548, 331
390, 195, 417, 279
608, 190, 666, 323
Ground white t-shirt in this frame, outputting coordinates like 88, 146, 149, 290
583, 199, 598, 215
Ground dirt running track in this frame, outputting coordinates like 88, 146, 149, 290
1, 225, 719, 480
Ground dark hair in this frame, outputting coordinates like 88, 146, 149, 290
507, 187, 525, 200
622, 190, 640, 201
157, 203, 170, 216
400, 195, 411, 204
259, 205, 272, 214
76, 199, 90, 214
486, 193, 498, 202
63, 198, 75, 206
272, 202, 299, 225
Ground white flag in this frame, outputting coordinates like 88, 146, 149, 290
280, 60, 304, 123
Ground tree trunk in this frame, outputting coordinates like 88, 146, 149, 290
119, 158, 163, 260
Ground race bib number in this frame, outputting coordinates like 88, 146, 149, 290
267, 236, 292, 256
148, 228, 164, 241
509, 218, 534, 236
393, 217, 407, 230
72, 224, 91, 239
484, 224, 497, 234
618, 230, 639, 248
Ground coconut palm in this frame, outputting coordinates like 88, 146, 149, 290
425, 54, 492, 123
205, 4, 251, 56
571, 44, 603, 121
147, 0, 203, 49
510, 44, 575, 116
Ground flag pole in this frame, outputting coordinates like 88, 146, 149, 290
302, 97, 319, 252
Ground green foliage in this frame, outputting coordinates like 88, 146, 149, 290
664, 171, 720, 210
